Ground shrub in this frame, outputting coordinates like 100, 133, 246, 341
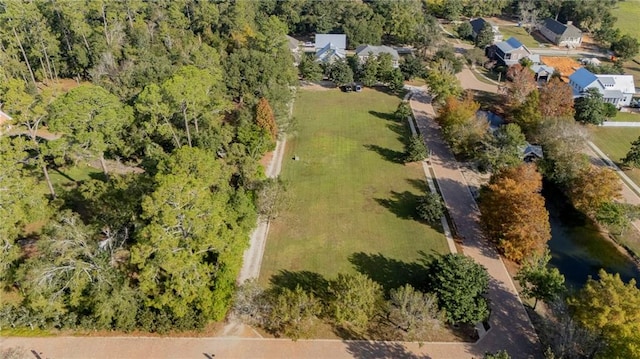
417, 192, 444, 223
405, 135, 428, 162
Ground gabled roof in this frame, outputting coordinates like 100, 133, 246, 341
569, 67, 598, 89
315, 34, 346, 51
355, 45, 400, 60
496, 37, 527, 54
541, 18, 582, 38
315, 43, 346, 63
522, 143, 543, 159
531, 65, 555, 75
470, 18, 490, 34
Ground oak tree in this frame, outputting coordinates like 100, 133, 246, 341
568, 165, 621, 216
539, 77, 575, 119
515, 250, 565, 309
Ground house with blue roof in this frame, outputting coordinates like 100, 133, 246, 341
569, 67, 636, 108
490, 37, 533, 66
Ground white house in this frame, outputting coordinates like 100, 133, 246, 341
314, 34, 346, 64
568, 67, 636, 108
355, 45, 400, 68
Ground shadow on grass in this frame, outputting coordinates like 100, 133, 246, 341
348, 252, 432, 293
269, 270, 329, 299
406, 178, 428, 192
470, 90, 503, 112
368, 85, 406, 99
374, 190, 420, 220
52, 167, 76, 182
369, 110, 398, 122
364, 144, 406, 164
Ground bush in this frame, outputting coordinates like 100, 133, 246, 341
394, 101, 412, 121
417, 192, 444, 223
405, 135, 428, 162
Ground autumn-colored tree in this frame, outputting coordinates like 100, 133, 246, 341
568, 165, 621, 215
511, 90, 542, 134
436, 94, 480, 129
436, 94, 487, 157
569, 270, 640, 358
539, 77, 575, 119
505, 64, 536, 108
479, 163, 551, 262
256, 97, 278, 141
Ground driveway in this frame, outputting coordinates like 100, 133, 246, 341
409, 90, 540, 358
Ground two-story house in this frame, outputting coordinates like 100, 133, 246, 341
491, 37, 533, 66
568, 67, 636, 108
538, 18, 582, 48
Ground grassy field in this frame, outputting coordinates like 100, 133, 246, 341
607, 111, 640, 122
261, 88, 449, 284
498, 26, 540, 48
612, 0, 640, 39
590, 126, 640, 185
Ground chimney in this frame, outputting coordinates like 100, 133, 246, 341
566, 21, 573, 26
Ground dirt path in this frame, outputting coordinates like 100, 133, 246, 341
409, 89, 541, 358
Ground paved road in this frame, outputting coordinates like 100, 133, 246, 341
455, 67, 499, 94
409, 90, 540, 358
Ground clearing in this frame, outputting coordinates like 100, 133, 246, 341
590, 126, 640, 186
260, 88, 449, 284
540, 56, 582, 82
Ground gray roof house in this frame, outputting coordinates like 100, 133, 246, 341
491, 37, 532, 66
355, 45, 400, 68
522, 143, 544, 162
314, 34, 346, 64
538, 18, 582, 48
469, 18, 503, 44
568, 67, 636, 108
531, 64, 555, 82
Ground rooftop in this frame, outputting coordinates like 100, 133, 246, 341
315, 34, 346, 51
569, 67, 598, 89
355, 45, 400, 60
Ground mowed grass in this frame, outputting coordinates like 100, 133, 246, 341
608, 111, 640, 122
590, 126, 640, 186
612, 0, 640, 39
498, 26, 540, 48
261, 88, 448, 283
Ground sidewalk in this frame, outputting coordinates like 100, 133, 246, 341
409, 89, 540, 358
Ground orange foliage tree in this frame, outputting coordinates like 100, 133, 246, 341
435, 94, 486, 157
568, 165, 622, 215
479, 163, 551, 263
255, 97, 277, 140
539, 77, 575, 119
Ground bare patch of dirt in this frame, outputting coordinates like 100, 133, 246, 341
299, 80, 337, 91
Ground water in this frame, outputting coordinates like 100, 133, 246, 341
544, 183, 640, 289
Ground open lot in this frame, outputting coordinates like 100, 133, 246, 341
590, 126, 640, 186
612, 0, 640, 87
261, 88, 448, 284
498, 26, 541, 48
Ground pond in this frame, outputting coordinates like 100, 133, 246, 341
544, 183, 640, 289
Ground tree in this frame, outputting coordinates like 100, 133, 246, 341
267, 285, 323, 340
603, 103, 618, 119
484, 351, 511, 359
361, 53, 379, 87
405, 135, 428, 162
427, 253, 490, 324
386, 284, 445, 341
342, 5, 384, 48
328, 59, 354, 86
596, 202, 640, 235
131, 147, 256, 321
394, 101, 412, 121
536, 119, 590, 187
47, 84, 134, 175
476, 23, 494, 48
479, 164, 551, 262
574, 88, 605, 125
568, 165, 621, 216
569, 270, 640, 358
611, 34, 640, 62
255, 97, 277, 141
505, 64, 536, 108
511, 90, 542, 134
425, 61, 463, 103
400, 55, 425, 80
436, 95, 487, 157
417, 192, 444, 224
298, 54, 323, 82
539, 77, 575, 119
386, 68, 405, 93
328, 273, 384, 332
481, 123, 527, 171
377, 53, 395, 83
515, 250, 565, 309
622, 137, 640, 168
464, 47, 488, 66
456, 21, 473, 40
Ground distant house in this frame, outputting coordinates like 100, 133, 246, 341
490, 37, 532, 66
314, 34, 346, 64
286, 35, 301, 66
469, 18, 503, 44
538, 18, 582, 48
0, 108, 12, 134
568, 67, 636, 108
521, 143, 544, 162
531, 64, 555, 82
355, 45, 400, 68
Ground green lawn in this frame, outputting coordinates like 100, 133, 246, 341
607, 111, 640, 122
498, 26, 541, 48
612, 0, 640, 39
261, 88, 449, 284
590, 126, 640, 186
